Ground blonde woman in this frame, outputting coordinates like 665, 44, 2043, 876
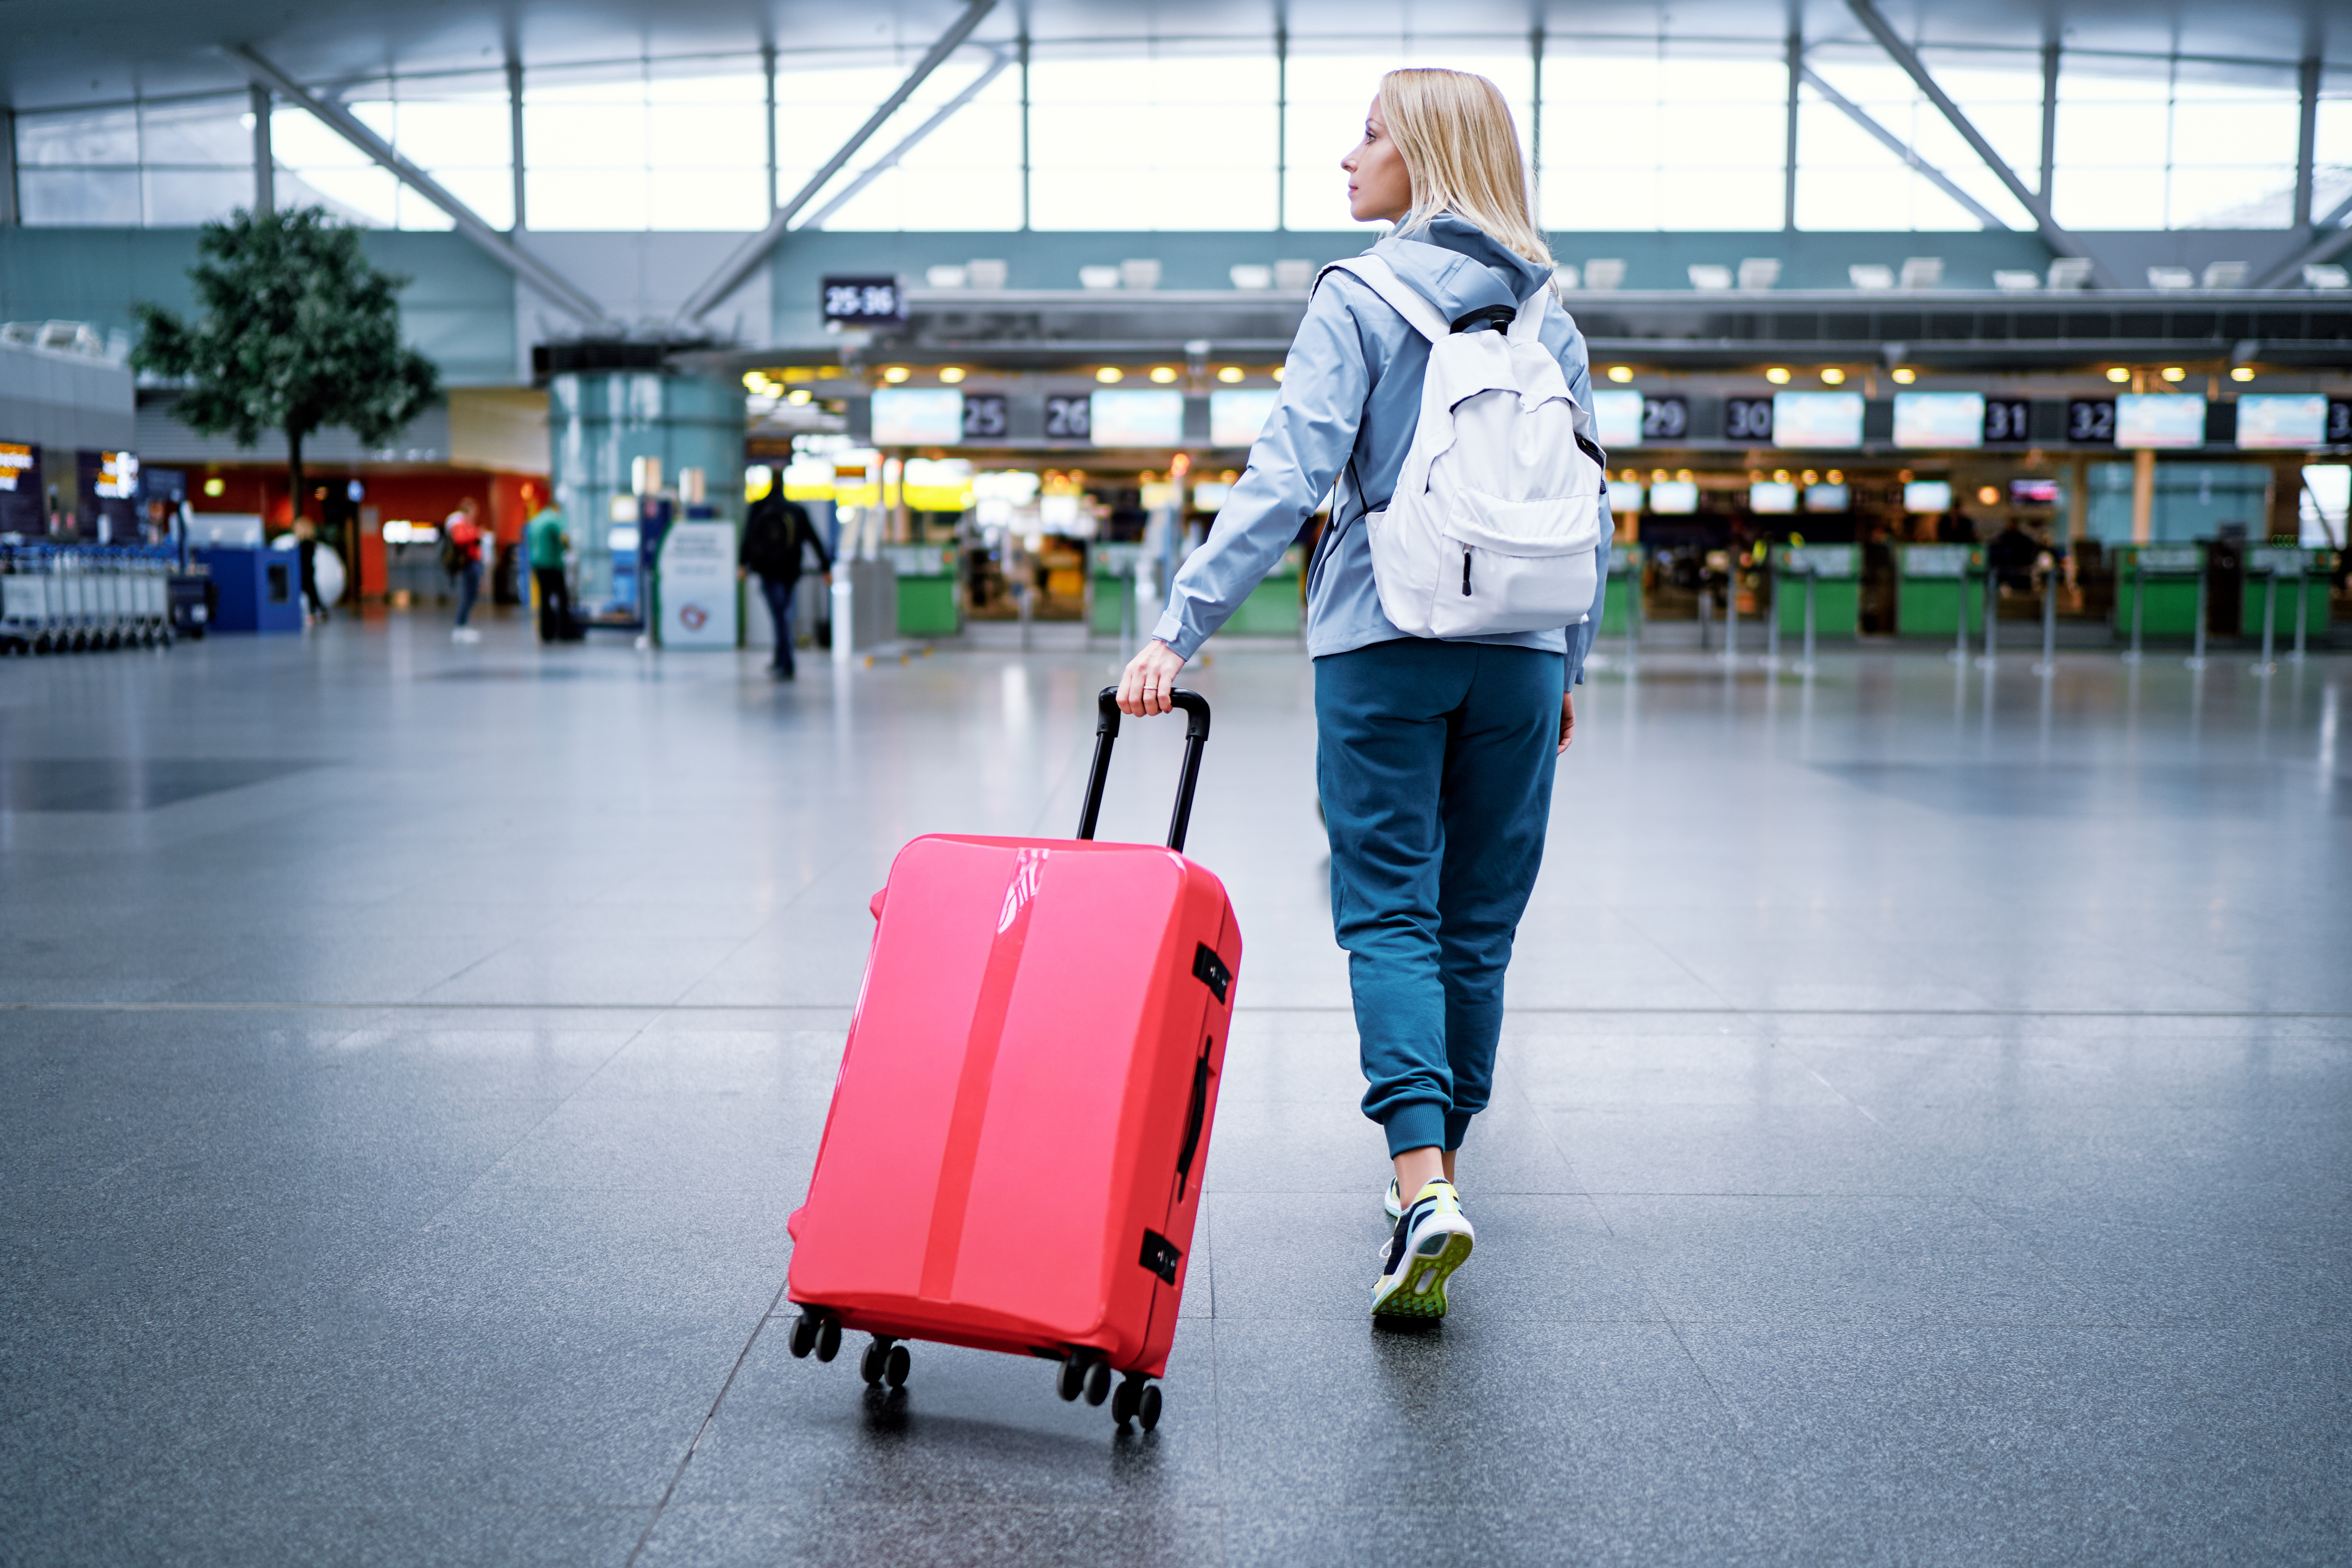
1116, 68, 1605, 1319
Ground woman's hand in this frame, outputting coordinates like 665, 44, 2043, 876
1117, 639, 1188, 717
1557, 691, 1576, 755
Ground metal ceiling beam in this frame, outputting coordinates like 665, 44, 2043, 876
1845, 0, 2122, 287
2253, 187, 2352, 288
220, 44, 607, 326
674, 0, 998, 324
1799, 66, 2007, 231
797, 48, 1013, 232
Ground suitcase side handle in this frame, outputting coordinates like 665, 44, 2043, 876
1076, 686, 1212, 852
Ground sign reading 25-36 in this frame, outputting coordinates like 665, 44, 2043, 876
821, 276, 907, 325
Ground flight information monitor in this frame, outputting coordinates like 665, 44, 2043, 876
1210, 389, 1280, 448
1648, 479, 1699, 514
1804, 483, 1850, 512
1893, 392, 1985, 449
2235, 394, 2328, 450
1904, 480, 1954, 512
1090, 389, 1185, 446
1593, 390, 1643, 450
2114, 394, 2206, 450
1610, 481, 1645, 513
1773, 392, 1866, 448
1748, 481, 1798, 514
870, 388, 964, 445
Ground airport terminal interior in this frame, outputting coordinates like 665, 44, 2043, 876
3, 0, 2349, 1562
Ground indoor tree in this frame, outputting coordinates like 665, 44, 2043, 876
133, 206, 439, 531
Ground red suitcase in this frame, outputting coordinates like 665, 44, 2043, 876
783, 688, 1238, 1432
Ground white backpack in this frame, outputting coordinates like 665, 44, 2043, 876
1318, 252, 1608, 639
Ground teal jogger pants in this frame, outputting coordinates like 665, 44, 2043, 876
1316, 638, 1566, 1158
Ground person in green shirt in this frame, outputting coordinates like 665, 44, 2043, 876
524, 505, 572, 642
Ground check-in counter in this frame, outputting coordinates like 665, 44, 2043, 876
1773, 543, 1861, 638
1089, 543, 1143, 637
2240, 545, 2334, 646
1221, 545, 1304, 636
884, 543, 961, 637
2111, 544, 2204, 641
1895, 544, 1984, 638
1599, 543, 1642, 637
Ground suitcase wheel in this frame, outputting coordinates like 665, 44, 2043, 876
788, 1309, 830, 1360
1112, 1373, 1162, 1432
1055, 1356, 1087, 1403
860, 1336, 912, 1390
1083, 1360, 1112, 1408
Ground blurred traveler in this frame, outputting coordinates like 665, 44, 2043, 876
1116, 68, 1604, 1323
1987, 517, 2040, 596
294, 517, 328, 624
737, 481, 832, 679
525, 501, 573, 642
444, 498, 486, 642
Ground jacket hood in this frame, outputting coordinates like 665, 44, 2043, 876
1371, 213, 1553, 318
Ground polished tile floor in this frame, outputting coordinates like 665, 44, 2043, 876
4, 612, 2347, 1566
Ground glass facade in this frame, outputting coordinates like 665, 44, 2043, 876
7, 39, 2337, 234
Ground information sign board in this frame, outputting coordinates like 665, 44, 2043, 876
2114, 394, 2205, 450
1748, 481, 1797, 513
2066, 399, 2116, 444
1726, 397, 1774, 443
871, 388, 963, 445
1642, 395, 1690, 443
2330, 399, 2352, 446
1648, 479, 1699, 514
1904, 480, 1954, 512
1090, 389, 1184, 446
1893, 392, 1984, 448
1593, 390, 1642, 449
1772, 392, 1865, 448
1982, 397, 2032, 445
1044, 394, 1091, 440
1210, 389, 1280, 448
2234, 394, 2328, 450
657, 521, 738, 650
821, 275, 907, 325
1804, 483, 1850, 512
961, 394, 1007, 440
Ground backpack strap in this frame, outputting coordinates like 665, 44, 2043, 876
1315, 254, 1451, 344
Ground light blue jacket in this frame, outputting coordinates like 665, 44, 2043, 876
1151, 214, 1609, 681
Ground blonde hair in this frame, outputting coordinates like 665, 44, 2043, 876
1376, 69, 1553, 272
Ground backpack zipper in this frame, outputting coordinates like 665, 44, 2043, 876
1461, 550, 1472, 596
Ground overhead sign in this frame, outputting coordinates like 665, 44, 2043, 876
1089, 389, 1183, 446
1210, 389, 1280, 448
94, 450, 139, 499
821, 275, 907, 325
2235, 394, 2328, 450
961, 393, 1007, 441
1044, 394, 1091, 441
2114, 394, 2206, 450
2066, 398, 2116, 444
871, 387, 963, 445
0, 443, 33, 492
1593, 389, 1642, 449
657, 521, 738, 650
1726, 396, 1774, 443
1982, 396, 2031, 444
1642, 395, 1690, 443
1893, 392, 1984, 449
1773, 392, 1865, 448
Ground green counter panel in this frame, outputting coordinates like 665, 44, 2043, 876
1089, 573, 1134, 635
1776, 576, 1862, 637
1221, 573, 1302, 636
1895, 576, 1984, 638
1598, 570, 1639, 636
2111, 577, 2202, 639
896, 575, 961, 637
2238, 578, 2333, 642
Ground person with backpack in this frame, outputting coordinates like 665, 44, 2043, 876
737, 479, 832, 679
1115, 67, 1607, 1322
442, 498, 486, 642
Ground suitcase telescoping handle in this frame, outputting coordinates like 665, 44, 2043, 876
1076, 686, 1212, 853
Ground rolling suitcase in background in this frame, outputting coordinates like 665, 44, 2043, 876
784, 687, 1239, 1433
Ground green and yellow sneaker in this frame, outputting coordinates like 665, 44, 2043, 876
1371, 1180, 1474, 1320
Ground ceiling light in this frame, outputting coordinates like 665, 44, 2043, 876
1826, 469, 1843, 484
2230, 366, 2256, 383
203, 477, 225, 497
1607, 365, 1633, 383
1978, 485, 2002, 506
740, 371, 768, 392
2161, 365, 2185, 382
1891, 367, 1917, 384
2106, 367, 2131, 383
938, 366, 965, 384
1149, 366, 1178, 384
1272, 366, 1285, 382
1765, 367, 1791, 385
1819, 368, 1846, 386
787, 388, 811, 405
1217, 366, 1244, 383
1096, 367, 1124, 384
881, 365, 911, 384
